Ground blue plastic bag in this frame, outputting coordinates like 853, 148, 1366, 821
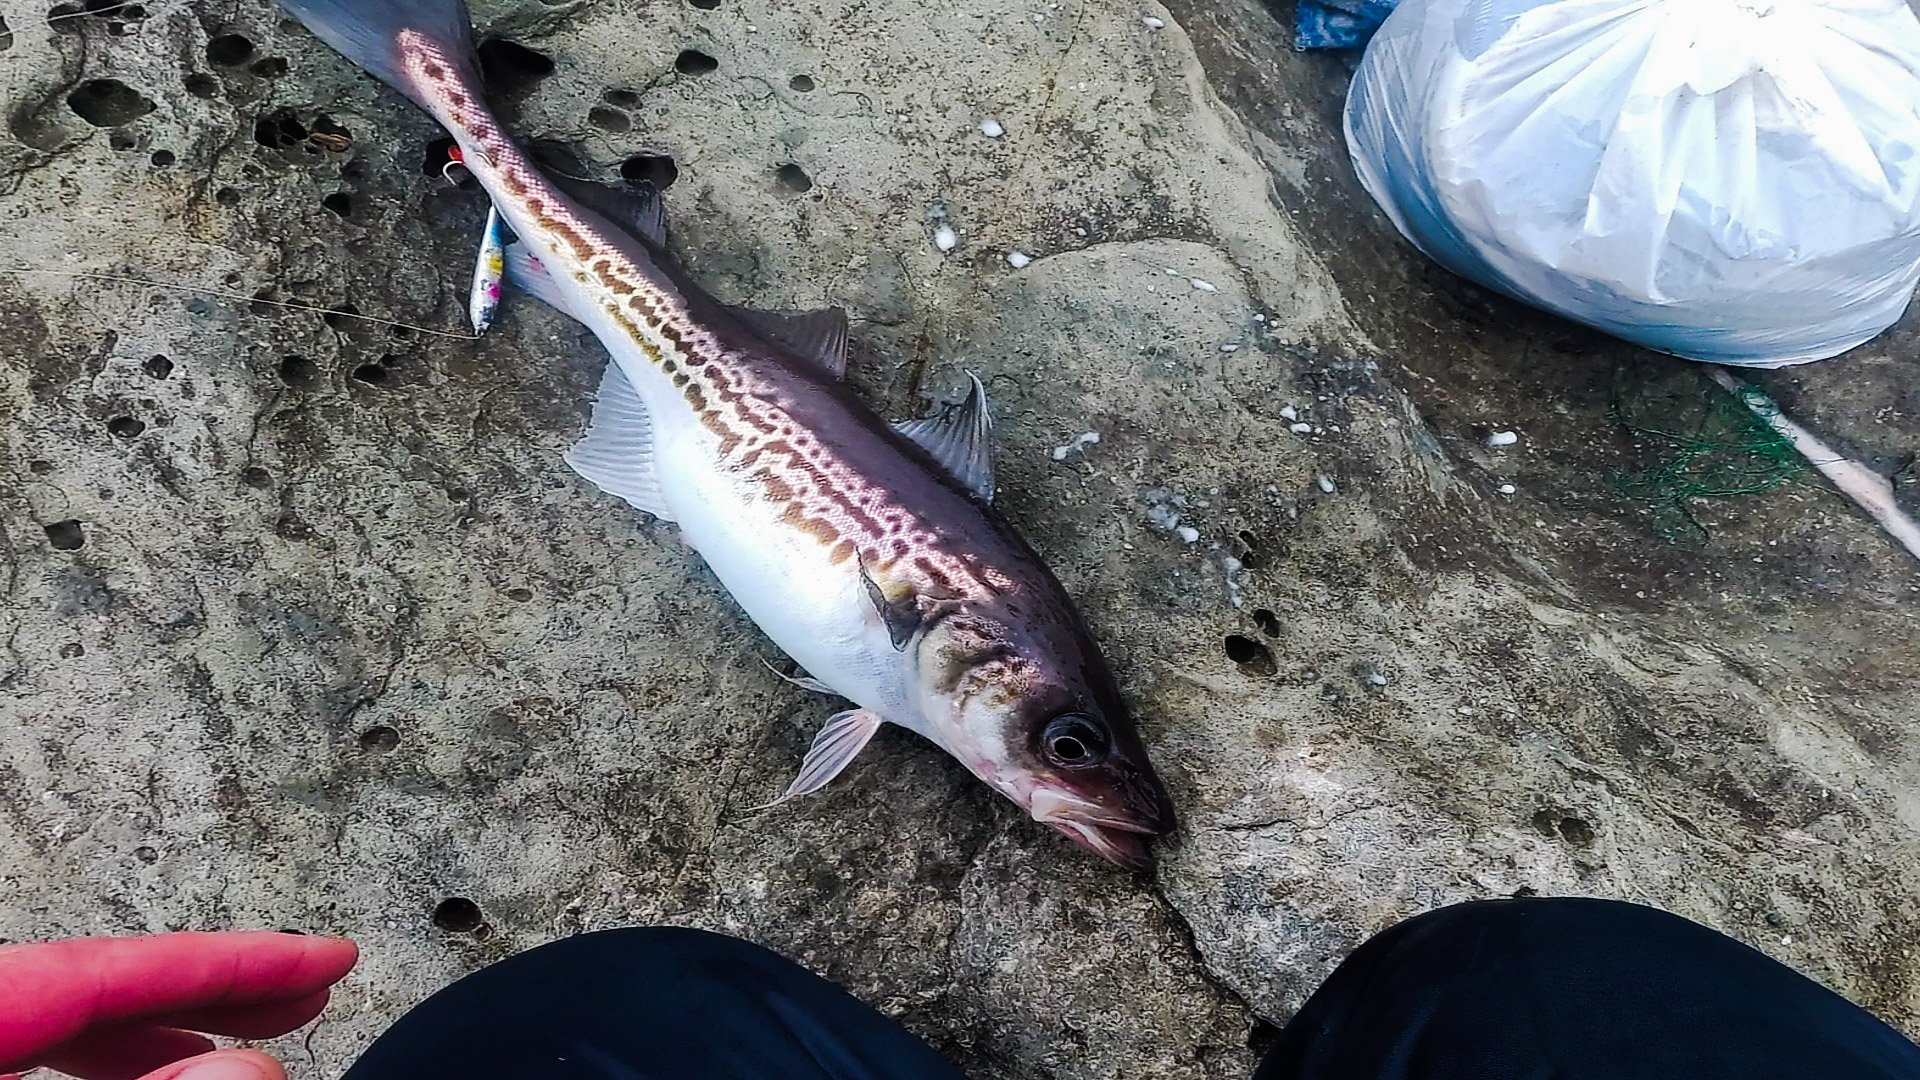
1294, 0, 1396, 50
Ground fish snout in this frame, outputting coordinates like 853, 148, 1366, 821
1122, 765, 1178, 837
1028, 777, 1176, 871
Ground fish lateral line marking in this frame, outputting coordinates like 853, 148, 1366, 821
393, 33, 1002, 594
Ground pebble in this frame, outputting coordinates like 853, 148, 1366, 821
1176, 526, 1200, 544
1189, 278, 1217, 292
1007, 250, 1032, 269
1485, 430, 1519, 448
979, 118, 1005, 138
1219, 343, 1240, 353
1498, 483, 1516, 495
1279, 405, 1298, 421
1317, 475, 1336, 494
1142, 15, 1165, 27
1290, 422, 1313, 435
933, 224, 958, 252
1050, 430, 1101, 460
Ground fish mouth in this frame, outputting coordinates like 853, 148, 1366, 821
1047, 819, 1157, 872
1030, 788, 1172, 872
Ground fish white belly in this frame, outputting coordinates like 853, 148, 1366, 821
644, 404, 920, 725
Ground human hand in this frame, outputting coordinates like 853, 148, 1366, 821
0, 931, 358, 1080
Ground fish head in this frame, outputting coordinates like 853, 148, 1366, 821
916, 611, 1176, 871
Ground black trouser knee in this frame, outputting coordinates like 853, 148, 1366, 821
1252, 897, 1920, 1080
342, 925, 967, 1080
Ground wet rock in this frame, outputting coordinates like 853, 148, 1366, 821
2, 1, 1916, 1077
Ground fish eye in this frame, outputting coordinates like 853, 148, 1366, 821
1041, 713, 1110, 769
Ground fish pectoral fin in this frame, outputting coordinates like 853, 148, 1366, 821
727, 306, 850, 380
502, 242, 584, 321
761, 657, 840, 696
753, 708, 885, 810
892, 373, 995, 502
563, 361, 675, 522
547, 173, 669, 249
860, 564, 923, 651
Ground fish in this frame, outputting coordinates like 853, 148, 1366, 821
274, 0, 1178, 869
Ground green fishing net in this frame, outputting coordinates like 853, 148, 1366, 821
1610, 366, 1807, 544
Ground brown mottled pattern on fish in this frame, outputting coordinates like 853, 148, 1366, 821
279, 0, 1173, 869
399, 30, 996, 599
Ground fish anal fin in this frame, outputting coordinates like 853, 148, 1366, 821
893, 373, 995, 502
752, 708, 885, 809
502, 243, 584, 320
563, 361, 674, 522
729, 306, 849, 379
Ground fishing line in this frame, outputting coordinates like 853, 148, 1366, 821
0, 268, 479, 340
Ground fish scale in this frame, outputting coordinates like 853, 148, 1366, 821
406, 33, 990, 597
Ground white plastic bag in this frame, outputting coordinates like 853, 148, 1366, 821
1344, 0, 1920, 367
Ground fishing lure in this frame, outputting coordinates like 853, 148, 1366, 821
444, 146, 507, 336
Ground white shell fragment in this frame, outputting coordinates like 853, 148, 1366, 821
1176, 525, 1200, 544
1317, 475, 1336, 494
1289, 422, 1312, 435
933, 224, 959, 252
1007, 251, 1032, 269
1189, 277, 1217, 292
1142, 15, 1165, 28
1278, 405, 1298, 421
1498, 483, 1516, 494
1485, 430, 1519, 447
980, 118, 1005, 138
1050, 430, 1101, 461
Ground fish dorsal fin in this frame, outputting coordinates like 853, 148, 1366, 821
752, 708, 885, 809
547, 174, 668, 249
892, 374, 995, 502
563, 361, 674, 523
728, 306, 849, 379
502, 242, 583, 319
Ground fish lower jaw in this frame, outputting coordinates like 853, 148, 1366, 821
1046, 819, 1155, 873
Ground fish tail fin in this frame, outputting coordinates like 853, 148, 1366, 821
276, 0, 481, 115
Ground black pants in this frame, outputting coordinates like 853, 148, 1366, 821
344, 898, 1920, 1080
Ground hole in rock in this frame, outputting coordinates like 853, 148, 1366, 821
619, 153, 677, 189
775, 162, 811, 192
359, 725, 400, 751
1224, 634, 1276, 676
206, 32, 252, 66
674, 49, 718, 75
68, 79, 154, 126
477, 39, 554, 96
45, 519, 85, 549
432, 897, 485, 933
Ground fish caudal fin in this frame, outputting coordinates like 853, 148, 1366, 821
276, 0, 480, 112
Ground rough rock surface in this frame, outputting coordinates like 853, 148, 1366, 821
3, 0, 1917, 1077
